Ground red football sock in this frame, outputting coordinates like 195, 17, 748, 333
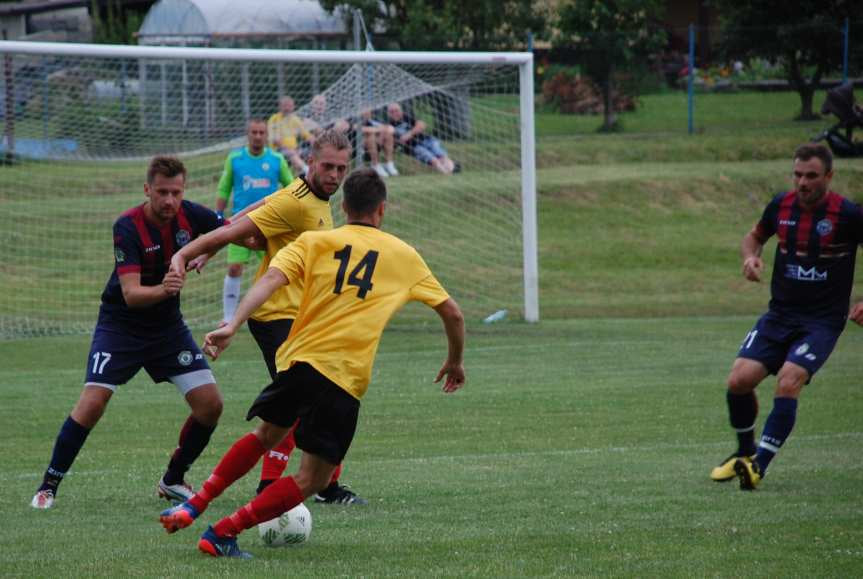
188, 432, 265, 514
213, 476, 304, 537
260, 428, 296, 481
329, 463, 343, 485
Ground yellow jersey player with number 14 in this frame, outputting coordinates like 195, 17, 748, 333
159, 167, 465, 559
169, 130, 365, 504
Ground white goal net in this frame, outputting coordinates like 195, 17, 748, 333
0, 42, 537, 338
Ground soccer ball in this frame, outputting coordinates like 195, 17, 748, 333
258, 503, 312, 546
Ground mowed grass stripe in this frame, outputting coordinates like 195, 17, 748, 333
2, 318, 862, 576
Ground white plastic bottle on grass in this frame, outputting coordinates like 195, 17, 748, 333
483, 309, 508, 324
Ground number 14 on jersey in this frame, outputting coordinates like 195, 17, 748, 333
333, 245, 379, 299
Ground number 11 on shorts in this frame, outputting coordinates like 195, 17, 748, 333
742, 330, 758, 350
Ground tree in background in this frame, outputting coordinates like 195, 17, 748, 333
555, 0, 667, 132
90, 0, 145, 45
319, 0, 547, 51
711, 0, 863, 120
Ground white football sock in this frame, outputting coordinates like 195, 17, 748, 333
223, 275, 242, 323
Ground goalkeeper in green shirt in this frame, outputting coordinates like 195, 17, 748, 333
216, 119, 292, 323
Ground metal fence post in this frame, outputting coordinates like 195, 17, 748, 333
3, 30, 14, 162
843, 18, 850, 83
688, 23, 695, 135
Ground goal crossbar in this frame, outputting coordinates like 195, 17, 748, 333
0, 41, 532, 66
0, 41, 538, 335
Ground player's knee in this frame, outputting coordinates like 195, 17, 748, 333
253, 421, 287, 450
191, 393, 223, 425
227, 263, 243, 277
775, 368, 806, 398
204, 397, 223, 422
726, 371, 756, 394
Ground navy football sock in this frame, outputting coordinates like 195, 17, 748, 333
164, 416, 216, 485
756, 397, 798, 474
41, 416, 91, 493
726, 390, 758, 456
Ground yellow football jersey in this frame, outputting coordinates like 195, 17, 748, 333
247, 177, 333, 321
270, 224, 450, 399
267, 112, 311, 150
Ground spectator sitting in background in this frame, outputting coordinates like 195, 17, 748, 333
359, 109, 398, 178
300, 94, 352, 163
268, 96, 313, 176
386, 102, 459, 175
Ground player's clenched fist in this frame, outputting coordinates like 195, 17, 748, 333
742, 256, 763, 282
162, 270, 185, 295
850, 302, 863, 326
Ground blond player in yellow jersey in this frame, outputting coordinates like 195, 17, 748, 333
159, 168, 466, 559
170, 130, 366, 504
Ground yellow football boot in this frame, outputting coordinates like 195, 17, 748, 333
734, 456, 762, 490
710, 453, 754, 482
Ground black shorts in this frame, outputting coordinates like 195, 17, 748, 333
247, 317, 293, 380
246, 362, 359, 465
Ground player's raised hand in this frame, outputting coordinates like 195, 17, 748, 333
850, 301, 863, 326
188, 253, 209, 274
742, 256, 764, 282
162, 270, 185, 295
434, 361, 465, 393
203, 323, 235, 360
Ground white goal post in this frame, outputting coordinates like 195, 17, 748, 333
0, 41, 537, 338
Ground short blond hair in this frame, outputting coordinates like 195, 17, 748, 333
312, 128, 351, 156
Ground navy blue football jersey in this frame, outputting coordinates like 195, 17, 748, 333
99, 200, 223, 331
755, 190, 863, 326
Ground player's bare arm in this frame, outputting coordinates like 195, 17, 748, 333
118, 271, 182, 308
204, 267, 288, 359
741, 227, 765, 282
432, 298, 466, 393
230, 197, 269, 250
850, 301, 863, 325
178, 197, 270, 274
170, 216, 263, 274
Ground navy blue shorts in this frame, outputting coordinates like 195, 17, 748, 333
736, 311, 842, 379
246, 362, 359, 465
85, 323, 213, 393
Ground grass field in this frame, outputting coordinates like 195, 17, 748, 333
2, 318, 862, 577
535, 89, 836, 136
3, 88, 863, 576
